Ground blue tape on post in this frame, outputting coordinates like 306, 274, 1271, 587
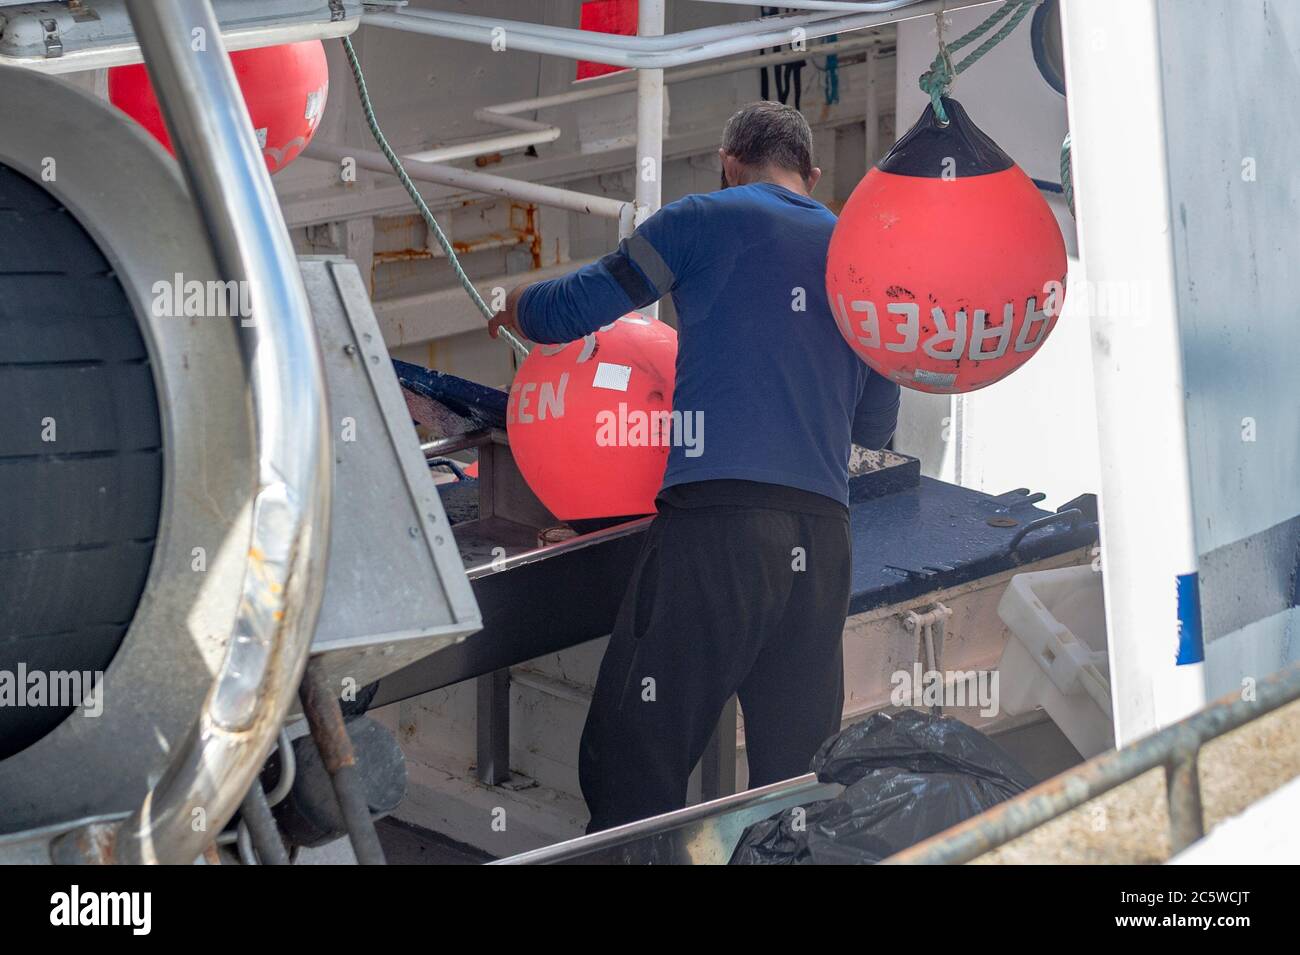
1176, 572, 1205, 665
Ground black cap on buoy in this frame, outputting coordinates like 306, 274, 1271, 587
877, 97, 1014, 178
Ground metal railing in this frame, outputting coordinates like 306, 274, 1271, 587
883, 660, 1300, 864
86, 0, 331, 865
360, 0, 995, 70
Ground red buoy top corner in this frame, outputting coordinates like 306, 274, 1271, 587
108, 39, 329, 174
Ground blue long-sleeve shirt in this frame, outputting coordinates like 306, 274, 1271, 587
517, 181, 901, 507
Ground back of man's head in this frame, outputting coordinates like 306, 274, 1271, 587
720, 101, 816, 188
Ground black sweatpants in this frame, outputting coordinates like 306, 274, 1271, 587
578, 481, 850, 833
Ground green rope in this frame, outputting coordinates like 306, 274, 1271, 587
340, 36, 529, 358
1060, 132, 1075, 218
919, 0, 1039, 124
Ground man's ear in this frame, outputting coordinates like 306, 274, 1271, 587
806, 166, 823, 193
717, 148, 738, 187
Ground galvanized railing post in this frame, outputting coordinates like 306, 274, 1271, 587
1165, 746, 1205, 854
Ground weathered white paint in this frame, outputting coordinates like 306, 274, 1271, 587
1060, 0, 1209, 741
1147, 0, 1300, 696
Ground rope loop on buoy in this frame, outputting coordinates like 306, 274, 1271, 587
919, 0, 1041, 124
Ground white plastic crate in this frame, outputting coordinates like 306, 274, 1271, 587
997, 564, 1114, 758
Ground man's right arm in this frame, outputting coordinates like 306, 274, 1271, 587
852, 370, 902, 450
493, 196, 700, 345
515, 252, 649, 344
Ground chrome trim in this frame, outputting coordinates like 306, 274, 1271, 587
109, 0, 332, 864
420, 429, 496, 459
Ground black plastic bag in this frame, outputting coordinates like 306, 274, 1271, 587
811, 708, 1036, 792
727, 798, 837, 866
729, 710, 1035, 864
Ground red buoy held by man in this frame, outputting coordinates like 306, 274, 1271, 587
826, 97, 1066, 394
507, 315, 677, 520
109, 40, 329, 174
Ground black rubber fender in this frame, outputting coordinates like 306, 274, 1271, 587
0, 163, 163, 760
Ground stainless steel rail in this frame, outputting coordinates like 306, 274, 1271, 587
361, 0, 996, 70
497, 774, 841, 865
99, 0, 331, 864
883, 660, 1300, 864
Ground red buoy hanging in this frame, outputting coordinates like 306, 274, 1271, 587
109, 40, 329, 174
507, 315, 677, 521
826, 97, 1067, 394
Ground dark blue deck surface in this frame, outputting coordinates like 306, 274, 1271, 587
846, 475, 1096, 615
409, 366, 1098, 618
394, 359, 508, 431
436, 472, 1096, 616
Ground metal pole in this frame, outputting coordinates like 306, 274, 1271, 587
1165, 749, 1205, 853
109, 0, 332, 864
634, 0, 666, 323
238, 783, 290, 865
300, 662, 388, 865
482, 33, 886, 117
408, 33, 887, 167
864, 45, 880, 165
476, 669, 512, 786
361, 1, 992, 70
304, 141, 630, 221
404, 110, 562, 164
695, 0, 922, 8
382, 5, 859, 52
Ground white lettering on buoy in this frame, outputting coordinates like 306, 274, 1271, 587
515, 381, 537, 423
833, 294, 1055, 361
510, 372, 569, 424
1014, 297, 1050, 352
884, 303, 920, 353
969, 307, 1012, 360
538, 372, 568, 420
834, 294, 879, 349
922, 307, 967, 360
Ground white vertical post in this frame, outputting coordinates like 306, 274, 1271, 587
633, 0, 666, 316
1059, 0, 1205, 744
864, 45, 879, 167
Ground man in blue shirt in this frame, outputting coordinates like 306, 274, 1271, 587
491, 102, 900, 831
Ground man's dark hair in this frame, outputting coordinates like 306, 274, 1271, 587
720, 101, 815, 183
